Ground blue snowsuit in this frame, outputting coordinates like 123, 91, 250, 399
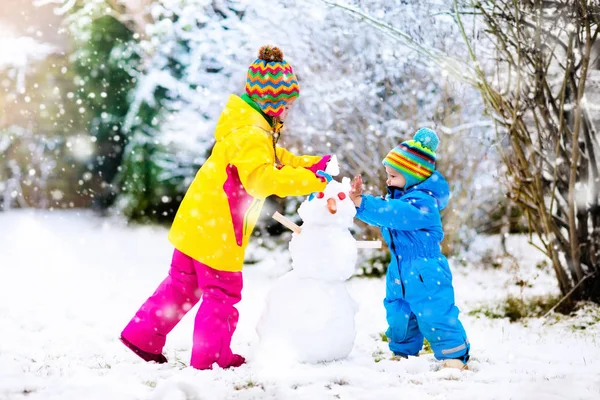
356, 171, 470, 360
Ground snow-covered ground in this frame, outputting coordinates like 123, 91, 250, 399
1, 210, 599, 400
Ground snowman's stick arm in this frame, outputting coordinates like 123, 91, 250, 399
271, 212, 382, 249
272, 212, 302, 234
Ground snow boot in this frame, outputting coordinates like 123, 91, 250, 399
218, 353, 246, 369
441, 358, 468, 371
390, 352, 408, 361
120, 335, 168, 364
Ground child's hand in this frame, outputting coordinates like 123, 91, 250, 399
349, 175, 363, 207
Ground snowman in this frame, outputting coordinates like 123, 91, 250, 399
256, 159, 359, 364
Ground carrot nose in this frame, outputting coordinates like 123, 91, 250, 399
327, 198, 337, 214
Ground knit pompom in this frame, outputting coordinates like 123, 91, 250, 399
257, 45, 284, 62
413, 128, 439, 152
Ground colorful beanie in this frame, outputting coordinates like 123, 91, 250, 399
382, 128, 439, 188
245, 45, 300, 118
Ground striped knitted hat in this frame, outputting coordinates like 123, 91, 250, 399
245, 45, 300, 118
383, 128, 439, 188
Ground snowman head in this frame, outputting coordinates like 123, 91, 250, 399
297, 176, 356, 228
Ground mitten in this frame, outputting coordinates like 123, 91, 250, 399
306, 155, 331, 175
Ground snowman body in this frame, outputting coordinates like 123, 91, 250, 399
256, 177, 359, 363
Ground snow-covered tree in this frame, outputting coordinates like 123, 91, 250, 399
115, 0, 251, 221
60, 0, 142, 212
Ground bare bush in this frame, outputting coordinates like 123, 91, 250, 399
455, 0, 600, 305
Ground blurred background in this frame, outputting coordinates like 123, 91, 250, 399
0, 0, 515, 263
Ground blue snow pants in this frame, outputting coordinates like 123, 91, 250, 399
384, 254, 470, 360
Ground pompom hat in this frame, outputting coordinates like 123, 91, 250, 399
383, 128, 439, 188
245, 45, 300, 118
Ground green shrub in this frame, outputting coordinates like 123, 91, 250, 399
358, 251, 390, 278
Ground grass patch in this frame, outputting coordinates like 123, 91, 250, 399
379, 332, 389, 342
326, 378, 350, 389
173, 355, 187, 370
372, 349, 385, 363
374, 332, 389, 362
234, 380, 264, 391
469, 294, 561, 322
567, 302, 600, 331
468, 306, 505, 320
333, 378, 349, 386
421, 339, 433, 354
480, 249, 503, 269
93, 360, 111, 370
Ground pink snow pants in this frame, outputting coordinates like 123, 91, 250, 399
121, 249, 243, 369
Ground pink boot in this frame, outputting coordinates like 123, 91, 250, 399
120, 335, 168, 364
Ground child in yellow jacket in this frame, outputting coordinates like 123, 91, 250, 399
120, 45, 329, 370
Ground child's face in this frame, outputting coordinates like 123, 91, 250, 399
385, 166, 406, 188
279, 97, 296, 121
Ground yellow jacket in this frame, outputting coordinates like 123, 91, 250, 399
168, 94, 326, 272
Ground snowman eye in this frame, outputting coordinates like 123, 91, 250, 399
316, 192, 325, 199
338, 192, 346, 200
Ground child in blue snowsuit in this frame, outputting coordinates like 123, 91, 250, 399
350, 128, 470, 370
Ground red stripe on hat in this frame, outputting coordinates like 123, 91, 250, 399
398, 144, 436, 164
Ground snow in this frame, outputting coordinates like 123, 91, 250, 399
1, 210, 600, 399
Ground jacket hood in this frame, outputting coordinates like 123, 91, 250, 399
389, 171, 450, 210
214, 95, 272, 142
